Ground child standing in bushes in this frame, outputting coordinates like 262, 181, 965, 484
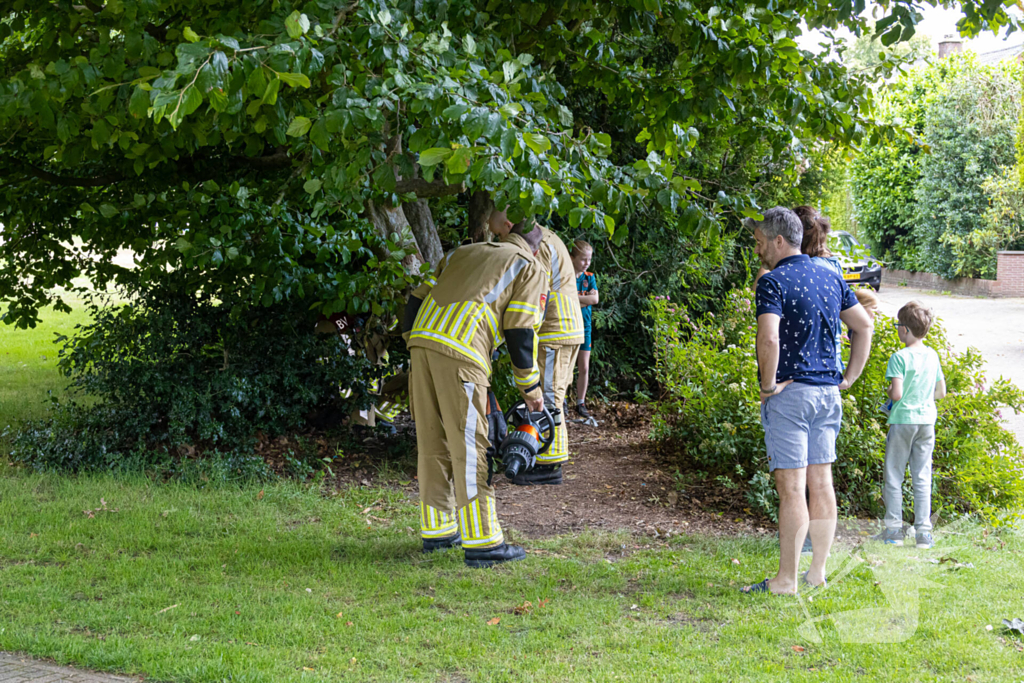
572, 240, 599, 418
880, 301, 946, 549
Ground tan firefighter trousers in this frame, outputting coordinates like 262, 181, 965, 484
537, 343, 580, 465
409, 347, 504, 549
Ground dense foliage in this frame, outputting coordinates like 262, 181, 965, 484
9, 285, 372, 473
649, 289, 1024, 522
0, 0, 904, 332
850, 54, 1024, 277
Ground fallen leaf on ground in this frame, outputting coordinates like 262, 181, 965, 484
346, 621, 353, 626
792, 646, 805, 653
731, 558, 740, 565
336, 612, 344, 618
487, 617, 500, 625
257, 490, 264, 501
513, 601, 532, 615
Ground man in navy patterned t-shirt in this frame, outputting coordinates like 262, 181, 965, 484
742, 207, 874, 596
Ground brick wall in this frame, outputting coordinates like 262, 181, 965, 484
881, 251, 1024, 298
993, 251, 1024, 297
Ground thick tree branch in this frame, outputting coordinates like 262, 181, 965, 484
394, 178, 465, 198
230, 147, 292, 169
20, 162, 124, 187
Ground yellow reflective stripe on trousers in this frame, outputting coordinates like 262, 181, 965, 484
420, 502, 457, 539
458, 496, 504, 548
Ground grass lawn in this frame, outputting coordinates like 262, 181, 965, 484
1, 471, 1023, 683
2, 296, 1023, 682
0, 296, 90, 431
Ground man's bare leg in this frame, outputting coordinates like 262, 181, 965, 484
805, 463, 836, 586
771, 467, 808, 594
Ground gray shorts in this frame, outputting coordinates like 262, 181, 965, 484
760, 383, 842, 472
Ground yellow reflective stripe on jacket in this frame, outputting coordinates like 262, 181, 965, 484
410, 294, 490, 370
538, 291, 584, 341
515, 367, 541, 387
507, 300, 539, 315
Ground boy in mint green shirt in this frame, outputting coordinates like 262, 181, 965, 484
880, 301, 946, 549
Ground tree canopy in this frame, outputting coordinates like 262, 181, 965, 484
1, 0, 1020, 327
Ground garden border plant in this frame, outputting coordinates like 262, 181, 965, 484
648, 288, 1024, 523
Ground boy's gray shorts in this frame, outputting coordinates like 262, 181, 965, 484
760, 383, 843, 472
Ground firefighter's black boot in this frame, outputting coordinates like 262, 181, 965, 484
509, 463, 563, 486
422, 533, 462, 553
464, 542, 527, 568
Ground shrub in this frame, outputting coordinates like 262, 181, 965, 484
913, 57, 1022, 279
649, 288, 1024, 521
10, 285, 372, 473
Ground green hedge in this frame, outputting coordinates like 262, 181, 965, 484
649, 288, 1024, 522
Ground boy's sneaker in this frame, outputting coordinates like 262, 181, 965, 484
874, 528, 904, 546
915, 531, 934, 550
575, 402, 591, 419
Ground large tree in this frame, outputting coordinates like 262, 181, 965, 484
1, 0, 1019, 328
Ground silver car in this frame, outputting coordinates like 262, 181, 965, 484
831, 231, 882, 291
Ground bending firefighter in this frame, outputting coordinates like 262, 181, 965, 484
492, 219, 584, 485
403, 210, 547, 568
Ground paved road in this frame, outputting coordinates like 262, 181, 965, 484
0, 652, 140, 682
875, 286, 1024, 442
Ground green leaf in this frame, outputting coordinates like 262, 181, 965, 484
498, 102, 522, 119
99, 203, 118, 218
179, 86, 203, 117
464, 34, 477, 55
310, 118, 331, 151
500, 129, 516, 157
285, 11, 310, 39
183, 26, 200, 43
286, 116, 312, 137
247, 67, 268, 98
523, 132, 551, 154
129, 86, 150, 118
556, 105, 573, 128
569, 207, 586, 228
502, 61, 518, 83
372, 164, 396, 192
262, 78, 281, 105
441, 104, 469, 120
418, 147, 453, 166
446, 147, 472, 175
278, 72, 311, 88
303, 178, 322, 194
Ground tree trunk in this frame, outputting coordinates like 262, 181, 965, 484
468, 190, 494, 243
365, 199, 423, 272
403, 199, 443, 268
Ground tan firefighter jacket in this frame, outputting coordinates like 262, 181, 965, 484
535, 226, 585, 345
403, 233, 547, 401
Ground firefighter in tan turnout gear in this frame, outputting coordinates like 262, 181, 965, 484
491, 220, 584, 485
403, 210, 547, 568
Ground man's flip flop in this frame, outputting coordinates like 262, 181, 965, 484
741, 578, 773, 594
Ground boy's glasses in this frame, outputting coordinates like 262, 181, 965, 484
894, 322, 907, 329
